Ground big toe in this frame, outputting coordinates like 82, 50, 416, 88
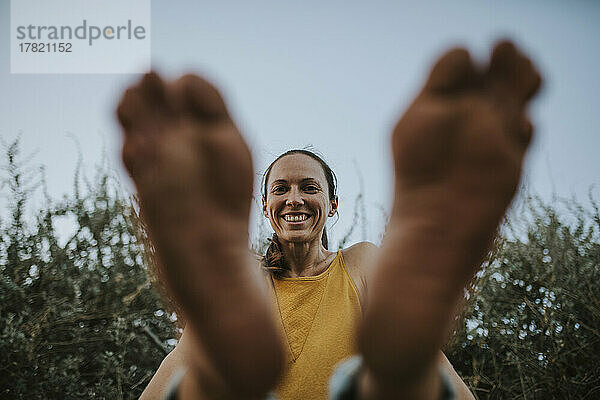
117, 71, 171, 132
488, 40, 542, 105
424, 48, 478, 95
171, 74, 229, 120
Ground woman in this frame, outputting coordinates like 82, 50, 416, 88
259, 148, 373, 399
118, 41, 541, 400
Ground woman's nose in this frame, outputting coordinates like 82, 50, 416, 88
286, 187, 304, 206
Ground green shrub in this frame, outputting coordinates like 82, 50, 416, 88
446, 196, 600, 399
0, 140, 177, 399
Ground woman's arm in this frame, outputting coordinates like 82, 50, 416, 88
439, 352, 476, 400
139, 328, 191, 400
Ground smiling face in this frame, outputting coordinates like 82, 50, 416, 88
262, 153, 338, 244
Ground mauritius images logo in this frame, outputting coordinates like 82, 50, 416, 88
15, 19, 147, 47
11, 0, 151, 74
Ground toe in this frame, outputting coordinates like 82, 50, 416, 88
488, 40, 542, 105
139, 71, 171, 111
515, 115, 534, 150
116, 86, 144, 133
121, 141, 138, 177
424, 48, 478, 95
116, 71, 171, 133
171, 74, 228, 120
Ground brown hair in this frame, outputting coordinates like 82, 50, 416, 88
261, 149, 338, 277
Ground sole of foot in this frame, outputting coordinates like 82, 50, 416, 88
359, 40, 541, 392
117, 73, 282, 397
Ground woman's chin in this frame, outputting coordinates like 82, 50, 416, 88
277, 231, 314, 244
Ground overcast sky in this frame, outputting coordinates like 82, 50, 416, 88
1, 0, 599, 246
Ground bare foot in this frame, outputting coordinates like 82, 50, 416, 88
117, 73, 282, 397
359, 41, 541, 395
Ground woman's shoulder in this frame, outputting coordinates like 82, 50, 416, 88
341, 241, 379, 306
341, 241, 379, 273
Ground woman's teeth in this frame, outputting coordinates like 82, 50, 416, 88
284, 214, 308, 222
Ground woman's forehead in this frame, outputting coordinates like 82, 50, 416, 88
268, 154, 327, 184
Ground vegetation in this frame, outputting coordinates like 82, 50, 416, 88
446, 195, 600, 399
1, 139, 599, 399
1, 140, 178, 399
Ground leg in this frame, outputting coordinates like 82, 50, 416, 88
117, 73, 283, 398
358, 41, 541, 398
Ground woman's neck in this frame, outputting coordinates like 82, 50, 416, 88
279, 238, 332, 278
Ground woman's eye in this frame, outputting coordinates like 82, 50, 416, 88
272, 186, 287, 194
304, 185, 319, 193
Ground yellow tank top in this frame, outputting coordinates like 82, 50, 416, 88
269, 250, 362, 400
